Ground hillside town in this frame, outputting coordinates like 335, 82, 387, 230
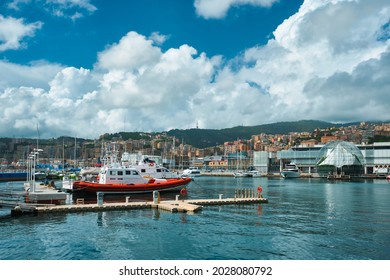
1, 122, 390, 176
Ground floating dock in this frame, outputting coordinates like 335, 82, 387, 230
9, 191, 268, 216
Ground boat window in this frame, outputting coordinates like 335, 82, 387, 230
157, 169, 161, 172
110, 171, 115, 175
125, 170, 131, 175
118, 171, 123, 175
141, 169, 146, 173
132, 170, 139, 175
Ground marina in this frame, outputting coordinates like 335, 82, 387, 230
1, 176, 389, 260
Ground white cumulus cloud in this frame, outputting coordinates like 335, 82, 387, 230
194, 0, 279, 19
1, 0, 390, 139
96, 31, 162, 71
0, 14, 43, 51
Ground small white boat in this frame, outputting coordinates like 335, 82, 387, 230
234, 171, 250, 177
34, 171, 47, 181
281, 163, 301, 178
246, 170, 262, 177
182, 167, 201, 178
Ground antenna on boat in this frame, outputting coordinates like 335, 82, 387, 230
74, 135, 77, 168
36, 122, 40, 150
36, 122, 40, 164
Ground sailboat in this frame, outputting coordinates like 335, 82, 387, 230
234, 148, 249, 177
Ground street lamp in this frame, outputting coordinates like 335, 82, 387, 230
30, 149, 43, 193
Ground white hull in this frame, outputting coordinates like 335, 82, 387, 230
182, 173, 201, 178
182, 167, 201, 178
281, 171, 301, 178
234, 171, 250, 178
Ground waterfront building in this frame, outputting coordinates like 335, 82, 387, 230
253, 151, 269, 174
321, 135, 339, 143
315, 141, 364, 177
276, 141, 390, 176
359, 142, 390, 175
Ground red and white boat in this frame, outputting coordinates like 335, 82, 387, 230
72, 164, 191, 194
71, 143, 191, 194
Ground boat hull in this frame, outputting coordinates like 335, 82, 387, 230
280, 171, 301, 178
0, 172, 28, 182
72, 177, 192, 194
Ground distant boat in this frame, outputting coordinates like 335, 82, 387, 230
182, 167, 201, 178
0, 170, 27, 182
281, 163, 301, 178
135, 156, 179, 179
246, 170, 262, 177
233, 171, 250, 178
33, 171, 47, 181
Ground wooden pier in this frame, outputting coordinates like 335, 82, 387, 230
9, 194, 268, 216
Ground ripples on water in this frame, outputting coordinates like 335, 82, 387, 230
0, 178, 389, 260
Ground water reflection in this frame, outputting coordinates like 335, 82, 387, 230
1, 177, 390, 259
97, 212, 107, 227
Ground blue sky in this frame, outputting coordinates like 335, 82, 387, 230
0, 0, 390, 139
1, 0, 302, 68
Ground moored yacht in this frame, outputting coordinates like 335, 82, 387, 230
182, 167, 201, 178
135, 156, 179, 179
281, 163, 301, 178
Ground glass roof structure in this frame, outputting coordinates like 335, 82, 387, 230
316, 141, 365, 176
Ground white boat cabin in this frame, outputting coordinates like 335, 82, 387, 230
99, 166, 148, 185
182, 167, 201, 177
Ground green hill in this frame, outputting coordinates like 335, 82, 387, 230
167, 120, 337, 148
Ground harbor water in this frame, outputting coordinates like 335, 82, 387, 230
0, 177, 389, 260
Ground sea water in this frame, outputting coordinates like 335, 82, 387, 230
0, 177, 389, 260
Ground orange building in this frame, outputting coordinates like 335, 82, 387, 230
301, 139, 318, 147
321, 135, 339, 143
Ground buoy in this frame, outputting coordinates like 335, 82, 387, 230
180, 188, 188, 196
257, 186, 263, 193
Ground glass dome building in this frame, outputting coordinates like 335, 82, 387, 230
316, 141, 365, 177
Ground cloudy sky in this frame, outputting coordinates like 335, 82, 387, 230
0, 0, 389, 139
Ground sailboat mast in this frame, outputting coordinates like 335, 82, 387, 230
74, 136, 77, 167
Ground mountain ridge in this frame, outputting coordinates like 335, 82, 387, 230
166, 120, 339, 148
2, 120, 386, 149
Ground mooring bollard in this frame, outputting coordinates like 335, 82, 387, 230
97, 192, 104, 206
125, 196, 130, 203
176, 195, 180, 201
153, 191, 160, 204
219, 194, 223, 200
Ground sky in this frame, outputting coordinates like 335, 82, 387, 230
0, 0, 389, 139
